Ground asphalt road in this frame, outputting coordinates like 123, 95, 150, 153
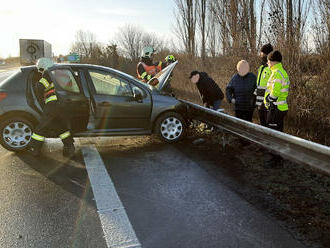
0, 137, 307, 248
0, 67, 307, 247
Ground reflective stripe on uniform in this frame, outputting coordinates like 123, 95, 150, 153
277, 70, 290, 86
281, 88, 289, 92
257, 86, 267, 90
146, 75, 152, 81
31, 133, 45, 141
59, 131, 71, 140
256, 102, 262, 106
45, 95, 57, 103
269, 95, 277, 101
39, 78, 50, 88
44, 83, 54, 91
141, 72, 147, 79
256, 96, 264, 100
272, 79, 284, 84
274, 100, 287, 105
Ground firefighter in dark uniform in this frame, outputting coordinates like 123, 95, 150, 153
136, 46, 165, 86
27, 58, 75, 157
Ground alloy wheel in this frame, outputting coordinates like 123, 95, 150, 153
2, 121, 32, 148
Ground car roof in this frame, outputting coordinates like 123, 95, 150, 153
21, 63, 137, 81
20, 63, 151, 90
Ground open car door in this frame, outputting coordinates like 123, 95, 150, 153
47, 67, 90, 133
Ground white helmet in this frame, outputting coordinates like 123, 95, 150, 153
36, 57, 54, 73
141, 46, 155, 59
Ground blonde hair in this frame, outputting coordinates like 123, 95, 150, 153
236, 60, 250, 77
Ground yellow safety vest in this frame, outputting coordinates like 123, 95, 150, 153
264, 63, 289, 111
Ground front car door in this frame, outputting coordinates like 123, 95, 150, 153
86, 69, 152, 131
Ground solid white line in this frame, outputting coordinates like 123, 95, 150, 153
82, 145, 142, 248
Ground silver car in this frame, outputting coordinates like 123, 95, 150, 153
0, 61, 188, 152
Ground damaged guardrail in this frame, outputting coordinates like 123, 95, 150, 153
181, 100, 330, 175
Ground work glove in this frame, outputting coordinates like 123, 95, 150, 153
149, 78, 159, 86
266, 95, 276, 110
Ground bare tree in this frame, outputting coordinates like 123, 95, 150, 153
211, 0, 247, 55
196, 0, 208, 59
174, 0, 197, 56
207, 2, 220, 57
313, 0, 330, 55
116, 24, 144, 61
265, 0, 312, 53
71, 30, 99, 58
257, 0, 267, 49
116, 24, 166, 61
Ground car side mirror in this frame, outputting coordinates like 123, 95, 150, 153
133, 87, 143, 102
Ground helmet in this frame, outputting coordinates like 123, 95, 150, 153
141, 46, 155, 59
165, 54, 176, 63
36, 57, 54, 73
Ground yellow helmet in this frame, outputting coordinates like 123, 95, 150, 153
165, 55, 176, 64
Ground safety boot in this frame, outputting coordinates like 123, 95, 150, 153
63, 143, 75, 158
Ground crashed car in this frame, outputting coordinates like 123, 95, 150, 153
0, 61, 188, 152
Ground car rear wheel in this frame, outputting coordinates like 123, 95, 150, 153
0, 117, 34, 152
155, 112, 186, 143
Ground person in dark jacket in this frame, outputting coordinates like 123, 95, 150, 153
189, 71, 224, 110
226, 60, 257, 122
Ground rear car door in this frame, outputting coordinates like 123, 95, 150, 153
86, 69, 152, 130
47, 67, 90, 133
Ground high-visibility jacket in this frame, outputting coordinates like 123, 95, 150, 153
255, 65, 271, 107
137, 61, 162, 82
264, 63, 289, 111
37, 72, 57, 104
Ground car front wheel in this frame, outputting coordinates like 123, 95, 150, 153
155, 112, 186, 143
0, 117, 34, 152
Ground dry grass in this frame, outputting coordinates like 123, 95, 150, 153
81, 52, 330, 146
168, 54, 330, 146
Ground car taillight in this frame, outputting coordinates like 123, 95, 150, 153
0, 92, 8, 101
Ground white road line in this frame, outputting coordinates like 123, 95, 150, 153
82, 145, 142, 248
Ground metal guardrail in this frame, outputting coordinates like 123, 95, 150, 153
181, 100, 330, 175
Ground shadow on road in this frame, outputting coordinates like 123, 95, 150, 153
16, 150, 95, 207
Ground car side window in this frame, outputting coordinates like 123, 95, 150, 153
88, 70, 132, 97
51, 69, 80, 93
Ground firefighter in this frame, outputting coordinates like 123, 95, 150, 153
255, 43, 273, 126
136, 46, 163, 86
162, 54, 177, 94
164, 54, 176, 66
27, 58, 75, 157
264, 50, 289, 132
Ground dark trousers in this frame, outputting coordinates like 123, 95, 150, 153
258, 103, 267, 127
266, 108, 287, 132
235, 110, 254, 122
29, 102, 73, 150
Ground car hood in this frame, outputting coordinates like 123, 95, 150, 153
149, 60, 178, 91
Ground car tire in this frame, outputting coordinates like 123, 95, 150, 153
155, 112, 186, 143
0, 117, 34, 152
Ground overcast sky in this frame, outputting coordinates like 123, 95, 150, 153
0, 0, 175, 58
